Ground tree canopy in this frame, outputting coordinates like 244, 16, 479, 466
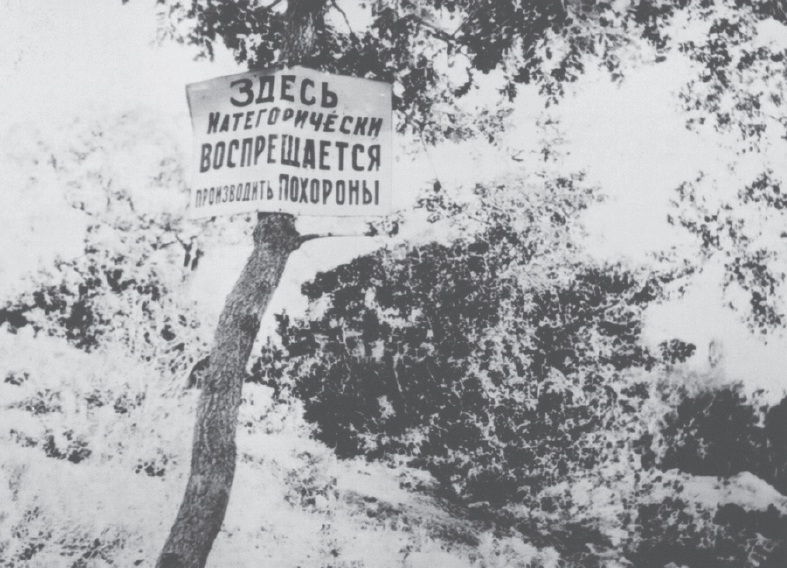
136, 1, 787, 140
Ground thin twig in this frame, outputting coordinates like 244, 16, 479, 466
405, 13, 457, 45
329, 0, 354, 35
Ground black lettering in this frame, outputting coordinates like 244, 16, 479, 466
279, 174, 289, 201
322, 180, 332, 204
319, 141, 330, 171
323, 114, 337, 133
281, 135, 300, 166
363, 181, 373, 204
335, 141, 348, 171
352, 144, 364, 172
300, 78, 316, 105
207, 112, 220, 134
321, 82, 338, 108
336, 180, 346, 205
303, 139, 316, 169
241, 138, 253, 167
227, 139, 239, 168
256, 75, 275, 103
267, 134, 278, 164
299, 178, 309, 203
280, 74, 296, 102
213, 142, 226, 170
353, 116, 368, 136
200, 143, 212, 173
280, 135, 290, 166
349, 180, 360, 205
254, 136, 266, 165
230, 78, 254, 107
294, 110, 309, 128
292, 136, 301, 167
267, 107, 280, 125
368, 117, 383, 138
309, 112, 323, 131
339, 116, 353, 134
219, 114, 230, 133
368, 145, 380, 171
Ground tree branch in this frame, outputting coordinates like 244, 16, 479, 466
329, 0, 354, 35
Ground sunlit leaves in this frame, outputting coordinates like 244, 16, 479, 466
671, 171, 787, 332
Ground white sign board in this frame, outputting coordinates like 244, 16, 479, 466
186, 66, 392, 218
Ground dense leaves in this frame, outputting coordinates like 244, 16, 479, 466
258, 168, 679, 506
629, 382, 787, 567
652, 383, 787, 494
260, 219, 787, 565
129, 0, 787, 141
279, 241, 665, 502
632, 498, 787, 568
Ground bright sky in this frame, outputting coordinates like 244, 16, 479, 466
0, 0, 784, 398
0, 0, 240, 123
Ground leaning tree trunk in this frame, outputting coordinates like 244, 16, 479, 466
156, 2, 327, 567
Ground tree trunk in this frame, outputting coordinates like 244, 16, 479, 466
156, 2, 327, 567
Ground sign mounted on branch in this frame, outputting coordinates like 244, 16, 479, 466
186, 66, 393, 218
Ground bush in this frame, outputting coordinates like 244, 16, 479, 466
268, 227, 680, 506
257, 179, 787, 565
651, 383, 787, 494
0, 226, 203, 377
630, 497, 786, 568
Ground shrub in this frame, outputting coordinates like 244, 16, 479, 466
652, 383, 787, 494
268, 229, 680, 506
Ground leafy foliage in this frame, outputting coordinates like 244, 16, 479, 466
671, 170, 787, 332
631, 497, 787, 568
0, 110, 212, 375
626, 381, 787, 568
129, 0, 787, 142
260, 172, 678, 508
650, 382, 787, 494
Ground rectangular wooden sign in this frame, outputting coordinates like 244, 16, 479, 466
186, 66, 392, 218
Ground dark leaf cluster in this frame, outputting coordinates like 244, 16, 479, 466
259, 229, 676, 505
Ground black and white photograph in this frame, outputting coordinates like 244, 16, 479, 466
1, 1, 786, 567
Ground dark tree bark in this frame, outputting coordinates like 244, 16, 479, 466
156, 2, 327, 567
